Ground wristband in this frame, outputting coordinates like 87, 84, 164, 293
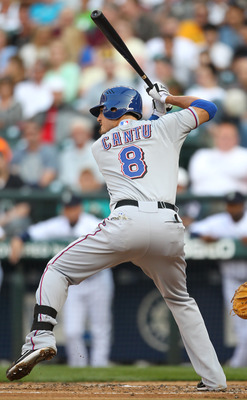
20, 231, 31, 242
190, 99, 217, 120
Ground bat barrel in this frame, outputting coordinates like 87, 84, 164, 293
91, 10, 102, 19
90, 10, 153, 89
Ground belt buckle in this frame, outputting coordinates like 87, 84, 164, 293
159, 201, 166, 209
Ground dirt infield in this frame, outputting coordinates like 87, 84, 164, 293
0, 381, 247, 400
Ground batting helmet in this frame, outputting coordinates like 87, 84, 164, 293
89, 86, 142, 120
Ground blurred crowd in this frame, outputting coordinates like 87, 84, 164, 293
0, 0, 246, 199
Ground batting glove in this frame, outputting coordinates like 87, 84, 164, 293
152, 99, 172, 117
147, 82, 170, 104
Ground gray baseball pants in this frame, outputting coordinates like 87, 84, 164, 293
23, 203, 226, 389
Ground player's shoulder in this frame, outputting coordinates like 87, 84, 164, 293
191, 212, 227, 229
151, 108, 195, 124
234, 146, 247, 155
242, 211, 247, 224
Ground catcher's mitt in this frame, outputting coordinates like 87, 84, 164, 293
231, 282, 247, 319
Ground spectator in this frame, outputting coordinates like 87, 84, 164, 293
219, 1, 245, 50
19, 25, 52, 72
207, 0, 228, 27
118, 0, 160, 42
112, 18, 147, 82
79, 168, 105, 194
14, 59, 53, 120
59, 24, 84, 64
185, 63, 226, 105
77, 46, 105, 96
0, 0, 21, 36
58, 117, 105, 192
44, 39, 80, 103
202, 23, 233, 71
3, 55, 25, 85
146, 14, 200, 88
239, 21, 247, 46
176, 2, 208, 45
188, 121, 247, 196
0, 138, 30, 238
11, 2, 34, 49
232, 48, 247, 92
146, 15, 179, 61
53, 6, 76, 37
0, 29, 16, 73
147, 56, 184, 113
76, 50, 133, 115
75, 2, 97, 34
149, 56, 176, 88
29, 0, 64, 28
0, 76, 22, 135
189, 191, 247, 367
176, 167, 201, 228
9, 192, 114, 367
11, 119, 58, 189
222, 88, 247, 148
38, 76, 81, 146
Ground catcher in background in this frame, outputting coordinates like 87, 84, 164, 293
189, 191, 247, 367
231, 282, 247, 320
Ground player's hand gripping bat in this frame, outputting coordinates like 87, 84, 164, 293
90, 10, 154, 89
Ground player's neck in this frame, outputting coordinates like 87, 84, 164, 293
119, 115, 138, 122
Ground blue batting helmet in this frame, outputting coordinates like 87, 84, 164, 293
89, 86, 142, 120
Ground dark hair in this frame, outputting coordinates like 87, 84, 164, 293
203, 23, 218, 32
233, 46, 247, 61
202, 62, 217, 76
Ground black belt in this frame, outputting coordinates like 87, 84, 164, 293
115, 199, 178, 212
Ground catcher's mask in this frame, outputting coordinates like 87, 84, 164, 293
89, 86, 142, 120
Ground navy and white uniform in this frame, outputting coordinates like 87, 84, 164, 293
190, 211, 247, 367
22, 108, 226, 389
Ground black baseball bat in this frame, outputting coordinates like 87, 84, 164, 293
90, 10, 153, 89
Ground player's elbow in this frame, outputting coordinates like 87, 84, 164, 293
206, 101, 217, 120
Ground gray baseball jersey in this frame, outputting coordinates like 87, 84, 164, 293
92, 108, 198, 208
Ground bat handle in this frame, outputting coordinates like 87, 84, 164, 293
144, 77, 153, 89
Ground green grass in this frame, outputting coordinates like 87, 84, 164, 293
0, 364, 247, 383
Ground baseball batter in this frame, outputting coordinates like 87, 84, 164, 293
6, 83, 226, 391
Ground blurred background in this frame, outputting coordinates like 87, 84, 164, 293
0, 0, 247, 369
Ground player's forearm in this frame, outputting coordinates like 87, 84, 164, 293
9, 236, 24, 265
165, 95, 200, 109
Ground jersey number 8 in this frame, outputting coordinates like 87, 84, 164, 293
118, 145, 147, 179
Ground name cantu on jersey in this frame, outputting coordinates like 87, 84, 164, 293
101, 122, 151, 151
